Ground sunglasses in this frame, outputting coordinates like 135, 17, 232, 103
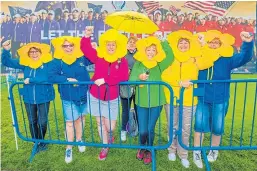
62, 44, 74, 48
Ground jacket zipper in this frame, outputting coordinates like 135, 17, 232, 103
33, 69, 36, 104
104, 63, 111, 100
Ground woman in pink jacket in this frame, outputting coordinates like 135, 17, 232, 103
80, 27, 129, 160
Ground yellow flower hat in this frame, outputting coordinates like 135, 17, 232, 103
51, 36, 84, 65
202, 30, 235, 62
134, 36, 166, 69
167, 30, 201, 62
17, 43, 52, 69
97, 29, 128, 63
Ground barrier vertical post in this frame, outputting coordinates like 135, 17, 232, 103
6, 71, 19, 150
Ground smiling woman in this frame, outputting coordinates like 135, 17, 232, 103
1, 41, 55, 154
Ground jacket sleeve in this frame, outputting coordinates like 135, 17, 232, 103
1, 49, 25, 70
104, 58, 129, 86
158, 40, 174, 72
230, 41, 254, 70
80, 37, 98, 64
161, 66, 180, 87
48, 60, 68, 83
129, 61, 141, 81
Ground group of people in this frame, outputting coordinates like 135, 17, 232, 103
1, 17, 254, 169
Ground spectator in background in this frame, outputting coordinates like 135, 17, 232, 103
194, 12, 200, 20
11, 14, 26, 58
159, 11, 173, 32
244, 18, 254, 33
26, 13, 41, 43
67, 8, 85, 37
217, 17, 228, 33
1, 14, 12, 41
94, 11, 100, 21
80, 9, 86, 22
120, 36, 138, 142
177, 11, 185, 28
39, 10, 48, 29
205, 13, 214, 29
154, 10, 162, 27
25, 14, 30, 24
195, 15, 208, 33
44, 10, 60, 44
94, 9, 110, 43
181, 11, 196, 33
59, 9, 69, 34
68, 13, 73, 20
85, 8, 94, 27
233, 17, 245, 52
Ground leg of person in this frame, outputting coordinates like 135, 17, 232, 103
143, 105, 163, 165
25, 103, 39, 153
177, 106, 195, 168
193, 101, 210, 169
136, 106, 149, 161
37, 102, 50, 151
207, 101, 229, 162
75, 103, 88, 153
120, 97, 131, 141
96, 116, 110, 161
132, 94, 138, 123
25, 103, 39, 140
167, 106, 179, 161
104, 118, 117, 144
62, 100, 78, 164
164, 104, 170, 141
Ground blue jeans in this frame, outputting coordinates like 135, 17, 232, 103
121, 95, 137, 131
24, 102, 50, 140
137, 105, 163, 146
194, 100, 229, 135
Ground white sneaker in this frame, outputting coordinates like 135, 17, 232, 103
193, 151, 203, 169
65, 148, 72, 164
207, 150, 218, 162
121, 131, 127, 142
168, 152, 176, 161
77, 140, 86, 153
181, 159, 190, 168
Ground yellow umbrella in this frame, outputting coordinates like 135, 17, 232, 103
104, 11, 159, 34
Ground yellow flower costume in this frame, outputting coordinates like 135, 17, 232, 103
17, 43, 52, 69
51, 36, 84, 65
97, 29, 128, 63
162, 30, 212, 106
201, 30, 235, 62
134, 36, 166, 69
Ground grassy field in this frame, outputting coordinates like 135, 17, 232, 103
1, 74, 257, 171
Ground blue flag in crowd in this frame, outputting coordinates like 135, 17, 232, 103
88, 3, 102, 13
8, 6, 32, 18
35, 1, 76, 12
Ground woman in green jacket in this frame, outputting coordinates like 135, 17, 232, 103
130, 36, 174, 165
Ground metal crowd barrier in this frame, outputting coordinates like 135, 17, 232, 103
8, 81, 174, 171
178, 79, 257, 171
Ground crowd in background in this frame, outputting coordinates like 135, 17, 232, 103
0, 7, 256, 72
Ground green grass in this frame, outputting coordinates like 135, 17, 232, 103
1, 74, 257, 171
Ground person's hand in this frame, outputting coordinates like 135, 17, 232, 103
2, 40, 11, 50
91, 42, 97, 49
84, 26, 94, 38
0, 36, 4, 43
139, 73, 149, 81
67, 78, 78, 82
179, 80, 193, 88
197, 33, 205, 46
94, 78, 105, 86
24, 78, 30, 84
240, 31, 254, 42
20, 43, 24, 47
154, 33, 164, 41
